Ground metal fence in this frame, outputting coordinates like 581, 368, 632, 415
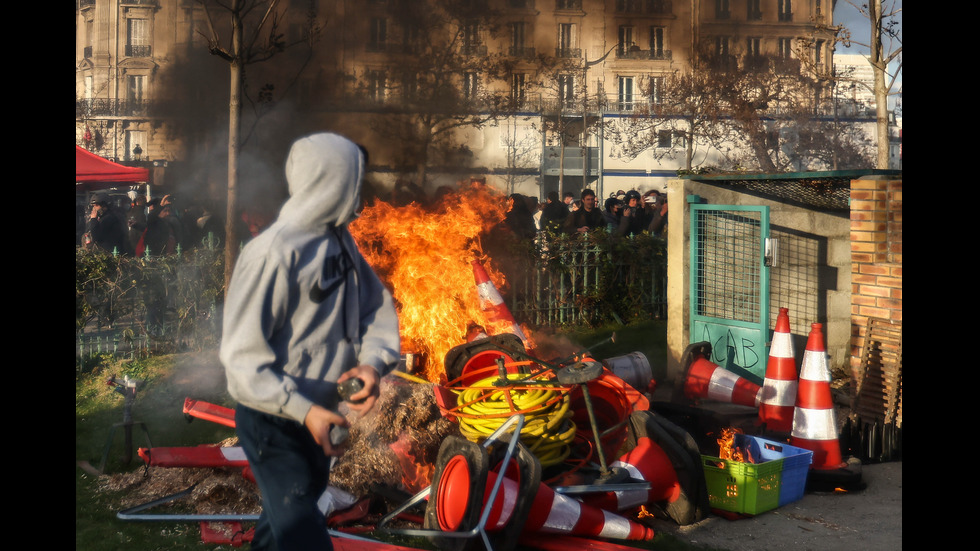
76, 231, 667, 367
508, 232, 667, 327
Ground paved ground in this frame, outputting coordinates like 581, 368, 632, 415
646, 460, 903, 551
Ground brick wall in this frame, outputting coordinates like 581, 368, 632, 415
849, 177, 902, 378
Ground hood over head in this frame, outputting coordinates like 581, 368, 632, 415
278, 133, 365, 230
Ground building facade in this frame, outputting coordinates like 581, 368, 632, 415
76, 0, 867, 202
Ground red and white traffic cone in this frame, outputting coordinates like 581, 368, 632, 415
682, 344, 761, 409
580, 436, 680, 513
430, 442, 654, 541
471, 260, 528, 343
790, 323, 845, 470
759, 308, 799, 432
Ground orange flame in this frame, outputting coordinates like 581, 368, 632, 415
717, 427, 750, 462
350, 181, 529, 383
389, 432, 435, 494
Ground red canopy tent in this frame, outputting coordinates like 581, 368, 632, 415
76, 145, 150, 191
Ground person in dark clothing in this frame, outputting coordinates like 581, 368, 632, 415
540, 191, 569, 234
614, 190, 651, 237
602, 196, 623, 232
503, 193, 537, 240
84, 193, 127, 254
562, 189, 605, 234
647, 194, 668, 237
139, 202, 178, 256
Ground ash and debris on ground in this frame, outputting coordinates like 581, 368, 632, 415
95, 377, 457, 516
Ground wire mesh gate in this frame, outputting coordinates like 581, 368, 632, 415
689, 205, 770, 384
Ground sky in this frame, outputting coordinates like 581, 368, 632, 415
833, 0, 902, 100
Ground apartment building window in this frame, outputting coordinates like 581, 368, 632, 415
649, 75, 663, 105
85, 76, 94, 100
618, 76, 634, 111
126, 18, 151, 57
462, 22, 485, 56
715, 36, 730, 57
558, 23, 577, 57
512, 73, 527, 105
650, 26, 666, 59
618, 26, 634, 55
747, 37, 761, 57
747, 0, 762, 20
126, 130, 146, 161
558, 74, 575, 104
715, 0, 730, 20
778, 37, 793, 59
369, 18, 387, 52
402, 73, 419, 100
556, 0, 581, 9
510, 22, 530, 57
463, 72, 480, 100
778, 0, 793, 21
814, 39, 825, 66
657, 130, 672, 148
367, 70, 386, 102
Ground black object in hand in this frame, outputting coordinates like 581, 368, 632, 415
338, 377, 366, 404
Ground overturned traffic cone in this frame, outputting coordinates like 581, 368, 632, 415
759, 308, 799, 433
471, 260, 528, 344
681, 342, 761, 409
790, 323, 844, 470
427, 436, 654, 543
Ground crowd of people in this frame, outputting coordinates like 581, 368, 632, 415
497, 186, 669, 242
80, 190, 270, 257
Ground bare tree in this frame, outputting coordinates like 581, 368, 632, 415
803, 0, 901, 169
197, 0, 321, 288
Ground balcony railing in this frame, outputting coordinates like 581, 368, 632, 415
617, 0, 672, 14
617, 49, 672, 61
556, 47, 581, 59
76, 99, 151, 118
125, 44, 152, 57
461, 44, 488, 57
778, 12, 793, 21
509, 46, 536, 58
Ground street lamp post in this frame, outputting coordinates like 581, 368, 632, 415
582, 42, 621, 197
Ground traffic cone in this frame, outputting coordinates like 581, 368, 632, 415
472, 260, 528, 343
681, 342, 761, 408
580, 435, 680, 513
759, 308, 799, 432
429, 437, 654, 541
790, 323, 845, 470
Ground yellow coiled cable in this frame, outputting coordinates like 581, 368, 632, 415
453, 373, 576, 467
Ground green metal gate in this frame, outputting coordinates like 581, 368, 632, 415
690, 204, 771, 384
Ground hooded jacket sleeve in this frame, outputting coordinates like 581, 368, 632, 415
220, 250, 316, 423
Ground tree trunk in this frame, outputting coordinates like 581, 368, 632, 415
224, 7, 244, 291
869, 0, 891, 169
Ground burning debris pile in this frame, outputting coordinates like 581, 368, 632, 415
102, 182, 882, 549
329, 376, 458, 497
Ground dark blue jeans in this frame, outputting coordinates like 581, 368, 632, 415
235, 405, 334, 551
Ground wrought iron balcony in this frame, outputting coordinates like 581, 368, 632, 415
556, 48, 581, 59
617, 49, 672, 61
617, 0, 672, 14
461, 44, 488, 57
125, 44, 152, 57
76, 99, 151, 118
509, 46, 536, 58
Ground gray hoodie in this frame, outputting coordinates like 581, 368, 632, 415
220, 133, 401, 423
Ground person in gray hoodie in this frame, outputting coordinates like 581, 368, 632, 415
220, 132, 401, 550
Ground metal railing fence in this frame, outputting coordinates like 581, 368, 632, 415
76, 230, 667, 368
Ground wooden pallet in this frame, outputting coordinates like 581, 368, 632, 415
852, 318, 902, 427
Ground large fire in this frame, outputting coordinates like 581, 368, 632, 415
350, 181, 531, 384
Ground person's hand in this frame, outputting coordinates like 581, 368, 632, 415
338, 365, 381, 414
576, 226, 588, 233
304, 404, 348, 457
90, 205, 102, 219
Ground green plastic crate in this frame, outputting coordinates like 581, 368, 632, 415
702, 453, 783, 515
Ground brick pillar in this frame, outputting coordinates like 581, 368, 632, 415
849, 177, 902, 380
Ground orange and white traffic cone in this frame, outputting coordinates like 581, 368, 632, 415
790, 323, 845, 470
681, 343, 761, 409
580, 435, 680, 513
759, 308, 799, 433
471, 260, 528, 344
429, 438, 654, 541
